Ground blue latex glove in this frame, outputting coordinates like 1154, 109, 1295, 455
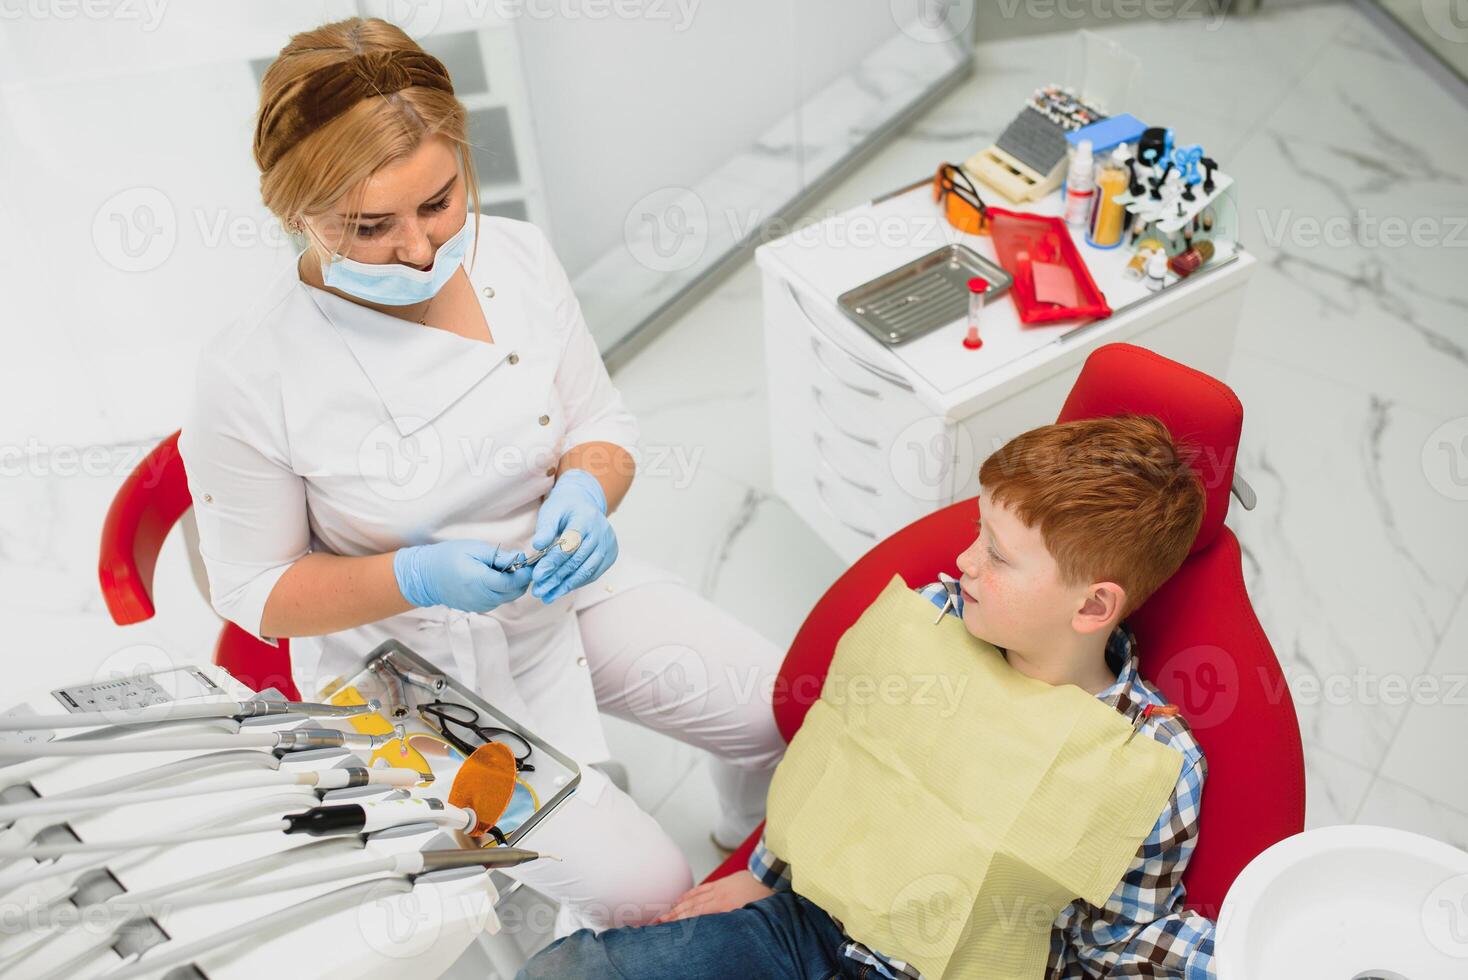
394, 540, 534, 613
530, 469, 618, 604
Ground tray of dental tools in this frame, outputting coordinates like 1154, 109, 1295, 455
332, 638, 583, 848
838, 244, 1015, 346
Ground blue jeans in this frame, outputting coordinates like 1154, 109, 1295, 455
516, 890, 878, 980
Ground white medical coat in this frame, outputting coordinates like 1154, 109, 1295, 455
179, 215, 671, 773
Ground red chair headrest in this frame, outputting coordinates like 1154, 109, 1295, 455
1055, 344, 1242, 555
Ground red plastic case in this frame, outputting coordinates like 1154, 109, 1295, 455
987, 207, 1112, 325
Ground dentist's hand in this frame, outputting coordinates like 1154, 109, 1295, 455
530, 469, 618, 604
393, 540, 534, 613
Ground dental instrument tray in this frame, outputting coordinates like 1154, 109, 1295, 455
837, 244, 1013, 346
339, 639, 582, 848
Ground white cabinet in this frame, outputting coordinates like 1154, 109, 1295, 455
759, 190, 1255, 564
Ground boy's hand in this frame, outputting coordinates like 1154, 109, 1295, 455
651, 871, 774, 924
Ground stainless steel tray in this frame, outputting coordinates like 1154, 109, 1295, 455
339, 639, 581, 848
837, 244, 1013, 346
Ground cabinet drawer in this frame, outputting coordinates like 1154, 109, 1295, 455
801, 384, 960, 514
797, 410, 951, 531
763, 270, 963, 560
769, 275, 913, 393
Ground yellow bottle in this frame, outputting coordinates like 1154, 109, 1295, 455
1088, 150, 1130, 248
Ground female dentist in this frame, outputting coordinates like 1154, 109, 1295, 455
178, 17, 784, 935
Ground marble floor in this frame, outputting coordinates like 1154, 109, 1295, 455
3, 0, 1466, 972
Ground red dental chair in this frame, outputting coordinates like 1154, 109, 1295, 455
98, 430, 301, 701
703, 342, 1306, 922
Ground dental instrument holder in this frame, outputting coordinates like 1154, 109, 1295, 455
345, 639, 581, 849
963, 31, 1141, 204
1115, 154, 1239, 261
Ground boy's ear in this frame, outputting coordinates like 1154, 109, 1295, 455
1074, 582, 1126, 635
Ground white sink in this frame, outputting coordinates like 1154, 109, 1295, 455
1217, 824, 1468, 980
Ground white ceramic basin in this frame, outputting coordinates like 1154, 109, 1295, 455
1217, 824, 1468, 980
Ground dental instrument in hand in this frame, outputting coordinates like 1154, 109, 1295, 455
0, 797, 482, 860
505, 529, 582, 571
0, 766, 426, 821
0, 698, 381, 733
0, 724, 407, 760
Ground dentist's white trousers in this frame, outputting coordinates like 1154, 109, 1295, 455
498, 580, 786, 936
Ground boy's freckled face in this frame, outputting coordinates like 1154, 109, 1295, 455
955, 492, 1069, 651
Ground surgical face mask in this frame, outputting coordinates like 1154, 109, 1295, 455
319, 211, 472, 306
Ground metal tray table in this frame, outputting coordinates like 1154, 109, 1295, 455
338, 639, 581, 848
837, 244, 1014, 346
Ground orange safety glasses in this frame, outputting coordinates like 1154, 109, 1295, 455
934, 162, 991, 236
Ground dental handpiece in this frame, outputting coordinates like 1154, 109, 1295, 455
284, 797, 477, 837
0, 766, 424, 822
61, 846, 553, 931
0, 725, 405, 760
101, 852, 551, 980
0, 698, 382, 733
0, 798, 480, 861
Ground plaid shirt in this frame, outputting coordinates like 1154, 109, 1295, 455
748, 581, 1217, 979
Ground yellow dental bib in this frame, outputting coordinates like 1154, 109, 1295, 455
765, 575, 1184, 979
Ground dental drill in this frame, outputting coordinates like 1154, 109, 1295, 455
0, 797, 482, 860
0, 698, 382, 733
0, 766, 426, 822
0, 725, 405, 760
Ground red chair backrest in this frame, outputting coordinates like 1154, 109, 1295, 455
99, 431, 193, 625
769, 343, 1304, 919
99, 430, 298, 700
